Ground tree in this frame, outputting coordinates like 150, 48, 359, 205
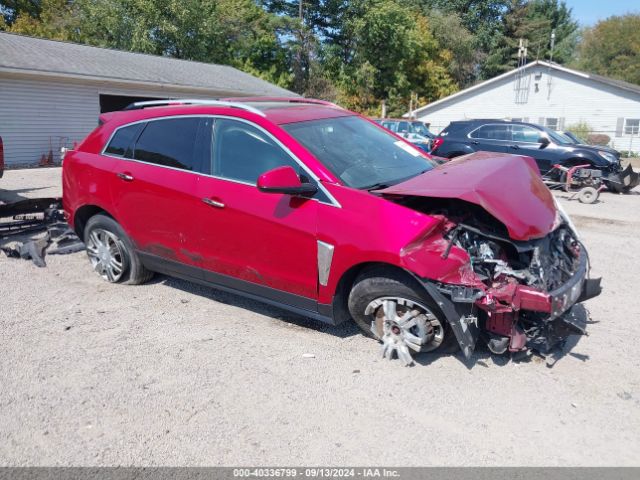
333, 0, 456, 115
573, 14, 640, 85
483, 0, 578, 77
5, 0, 295, 88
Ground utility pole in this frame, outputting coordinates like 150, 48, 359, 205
549, 29, 556, 64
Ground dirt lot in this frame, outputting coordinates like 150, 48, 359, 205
1, 167, 639, 466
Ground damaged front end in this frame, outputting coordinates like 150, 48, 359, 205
378, 153, 602, 362
431, 215, 601, 359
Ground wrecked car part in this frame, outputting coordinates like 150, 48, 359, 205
0, 197, 83, 267
380, 191, 600, 361
423, 282, 479, 360
603, 163, 640, 193
365, 297, 444, 366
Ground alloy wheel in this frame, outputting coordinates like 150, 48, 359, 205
365, 296, 445, 365
85, 228, 127, 282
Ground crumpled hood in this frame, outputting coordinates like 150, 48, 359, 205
377, 152, 557, 241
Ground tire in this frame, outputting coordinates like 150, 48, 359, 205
577, 186, 598, 204
347, 266, 458, 356
83, 213, 154, 285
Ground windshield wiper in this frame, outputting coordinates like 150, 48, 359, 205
361, 169, 431, 191
363, 182, 390, 191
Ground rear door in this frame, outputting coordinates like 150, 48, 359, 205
193, 118, 320, 302
107, 116, 213, 266
509, 124, 557, 173
467, 123, 511, 153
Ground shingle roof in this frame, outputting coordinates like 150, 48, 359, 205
0, 32, 297, 97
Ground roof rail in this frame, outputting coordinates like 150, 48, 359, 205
222, 97, 342, 109
122, 99, 266, 117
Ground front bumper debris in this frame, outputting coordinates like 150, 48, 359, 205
0, 197, 83, 266
423, 249, 601, 361
604, 164, 640, 193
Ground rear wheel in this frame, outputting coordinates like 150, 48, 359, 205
347, 267, 457, 364
84, 214, 153, 285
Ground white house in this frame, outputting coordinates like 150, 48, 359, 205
408, 60, 640, 153
0, 32, 296, 167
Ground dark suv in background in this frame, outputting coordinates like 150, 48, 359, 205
431, 119, 639, 193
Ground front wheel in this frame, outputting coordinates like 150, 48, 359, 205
84, 214, 153, 285
347, 267, 457, 365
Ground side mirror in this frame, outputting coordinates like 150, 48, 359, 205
538, 136, 550, 147
257, 166, 318, 196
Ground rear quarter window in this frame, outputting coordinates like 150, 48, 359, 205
104, 123, 144, 157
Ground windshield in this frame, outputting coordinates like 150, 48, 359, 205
411, 122, 431, 137
283, 116, 436, 189
542, 126, 572, 145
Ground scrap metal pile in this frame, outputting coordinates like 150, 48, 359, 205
0, 198, 84, 267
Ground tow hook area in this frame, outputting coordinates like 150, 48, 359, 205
0, 198, 83, 266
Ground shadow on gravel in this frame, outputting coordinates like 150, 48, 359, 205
143, 274, 594, 368
156, 274, 360, 340
0, 186, 53, 204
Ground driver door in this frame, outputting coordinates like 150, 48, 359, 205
193, 118, 320, 303
509, 124, 557, 173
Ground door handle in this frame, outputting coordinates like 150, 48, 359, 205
116, 172, 134, 181
471, 141, 479, 145
509, 145, 520, 150
202, 197, 225, 208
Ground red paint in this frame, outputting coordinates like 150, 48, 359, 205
257, 166, 302, 190
379, 152, 558, 241
63, 101, 563, 327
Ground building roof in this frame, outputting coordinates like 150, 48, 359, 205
0, 32, 296, 97
408, 60, 640, 117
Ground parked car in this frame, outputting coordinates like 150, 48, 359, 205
431, 119, 639, 193
63, 99, 601, 365
374, 118, 435, 152
556, 130, 585, 145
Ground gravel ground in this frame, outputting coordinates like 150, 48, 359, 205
1, 167, 639, 466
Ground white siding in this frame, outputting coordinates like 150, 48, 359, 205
416, 65, 640, 152
0, 77, 99, 166
0, 76, 230, 167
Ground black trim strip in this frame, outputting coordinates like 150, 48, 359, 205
138, 252, 335, 325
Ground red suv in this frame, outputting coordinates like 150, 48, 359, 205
63, 98, 601, 365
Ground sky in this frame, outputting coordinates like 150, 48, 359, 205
564, 0, 639, 26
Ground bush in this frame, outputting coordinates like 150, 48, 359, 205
587, 133, 611, 146
566, 121, 591, 142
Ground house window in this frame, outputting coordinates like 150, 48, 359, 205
544, 118, 559, 130
625, 119, 640, 135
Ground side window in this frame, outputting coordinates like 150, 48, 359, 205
133, 117, 202, 171
104, 123, 144, 157
213, 119, 299, 185
470, 124, 510, 140
512, 125, 542, 143
397, 121, 410, 133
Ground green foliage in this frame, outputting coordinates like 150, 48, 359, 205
572, 14, 640, 86
565, 122, 590, 142
483, 0, 577, 78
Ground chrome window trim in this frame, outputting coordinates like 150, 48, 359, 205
101, 114, 341, 208
466, 123, 545, 145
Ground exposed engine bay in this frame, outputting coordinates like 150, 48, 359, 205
393, 196, 602, 360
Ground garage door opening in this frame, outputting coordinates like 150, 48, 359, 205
99, 94, 166, 113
